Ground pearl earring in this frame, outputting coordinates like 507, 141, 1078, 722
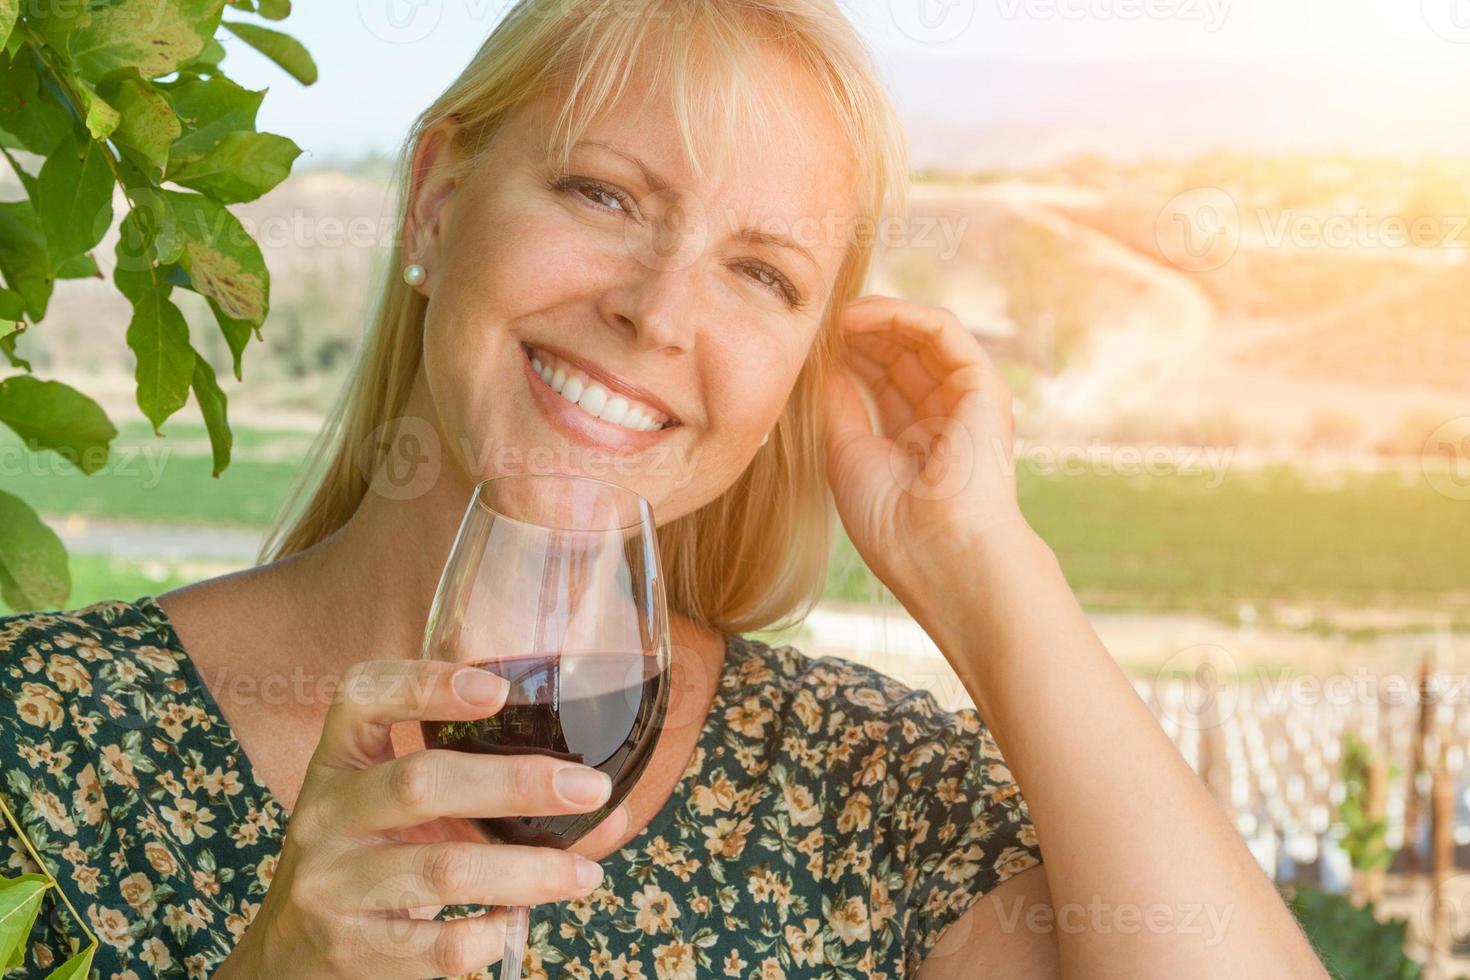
402, 263, 426, 286
761, 431, 770, 447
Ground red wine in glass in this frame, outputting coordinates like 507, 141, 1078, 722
421, 650, 668, 848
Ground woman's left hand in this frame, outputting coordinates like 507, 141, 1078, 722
823, 295, 1032, 596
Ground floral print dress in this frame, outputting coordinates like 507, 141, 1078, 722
0, 597, 1043, 979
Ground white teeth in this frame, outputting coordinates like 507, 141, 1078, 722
577, 382, 608, 417
527, 346, 671, 433
600, 395, 630, 426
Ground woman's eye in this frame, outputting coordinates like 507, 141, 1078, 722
738, 262, 801, 308
554, 176, 630, 213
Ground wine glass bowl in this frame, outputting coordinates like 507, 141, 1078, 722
419, 474, 671, 977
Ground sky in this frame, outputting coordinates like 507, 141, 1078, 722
221, 1, 1470, 168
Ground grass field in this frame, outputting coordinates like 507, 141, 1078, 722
5, 424, 1468, 626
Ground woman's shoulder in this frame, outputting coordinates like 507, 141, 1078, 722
0, 595, 172, 660
0, 595, 188, 749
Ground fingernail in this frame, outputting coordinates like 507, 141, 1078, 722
555, 766, 611, 806
453, 668, 506, 705
574, 855, 603, 888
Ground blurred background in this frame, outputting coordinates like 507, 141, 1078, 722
3, 1, 1468, 975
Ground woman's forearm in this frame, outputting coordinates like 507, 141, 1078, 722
901, 521, 1327, 978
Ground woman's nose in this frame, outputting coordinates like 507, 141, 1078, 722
597, 262, 702, 353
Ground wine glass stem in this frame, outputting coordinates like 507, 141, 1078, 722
500, 904, 530, 980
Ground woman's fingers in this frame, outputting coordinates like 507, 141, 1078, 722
839, 296, 986, 376
846, 333, 939, 430
344, 839, 605, 910
336, 750, 613, 834
356, 908, 509, 980
840, 295, 1014, 446
313, 660, 509, 770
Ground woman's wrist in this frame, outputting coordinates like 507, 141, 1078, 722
894, 513, 1053, 640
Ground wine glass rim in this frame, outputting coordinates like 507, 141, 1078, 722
470, 473, 655, 533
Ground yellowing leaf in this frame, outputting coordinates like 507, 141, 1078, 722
165, 191, 268, 324
69, 0, 227, 81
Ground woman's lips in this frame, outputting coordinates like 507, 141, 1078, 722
521, 344, 680, 447
525, 344, 674, 431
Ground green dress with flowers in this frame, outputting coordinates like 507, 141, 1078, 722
0, 597, 1043, 979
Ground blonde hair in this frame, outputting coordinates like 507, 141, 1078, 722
260, 0, 910, 635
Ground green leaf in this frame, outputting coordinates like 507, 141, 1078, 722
165, 191, 269, 325
68, 0, 228, 82
0, 323, 29, 372
230, 0, 291, 19
113, 194, 185, 305
77, 80, 120, 141
0, 491, 69, 611
0, 201, 55, 321
0, 0, 17, 52
0, 287, 23, 321
170, 130, 300, 203
159, 75, 264, 171
125, 290, 195, 431
0, 873, 50, 971
22, 3, 90, 57
99, 74, 181, 180
35, 128, 115, 267
55, 253, 100, 280
191, 353, 232, 475
222, 20, 317, 85
207, 297, 255, 381
0, 56, 71, 155
0, 376, 116, 473
43, 941, 97, 980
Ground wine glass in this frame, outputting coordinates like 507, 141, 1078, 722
420, 474, 671, 980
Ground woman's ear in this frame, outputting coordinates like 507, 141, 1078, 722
402, 117, 463, 293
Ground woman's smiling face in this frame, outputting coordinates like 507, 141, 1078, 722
404, 48, 858, 521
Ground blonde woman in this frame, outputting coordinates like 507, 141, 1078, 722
0, 2, 1326, 978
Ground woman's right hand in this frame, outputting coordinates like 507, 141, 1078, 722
216, 659, 630, 979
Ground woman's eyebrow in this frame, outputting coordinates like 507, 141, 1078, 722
735, 227, 819, 274
574, 139, 671, 193
575, 138, 820, 273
